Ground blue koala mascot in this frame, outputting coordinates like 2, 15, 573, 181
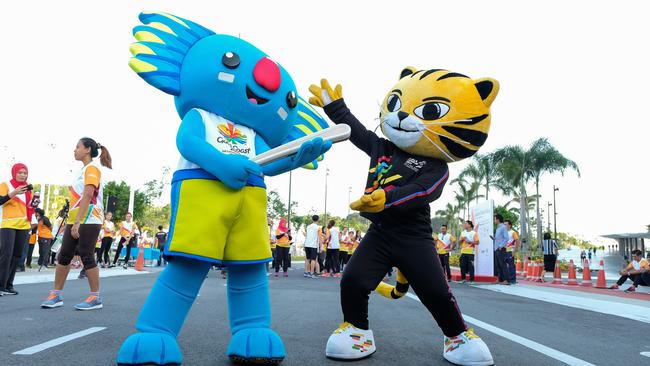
117, 12, 332, 365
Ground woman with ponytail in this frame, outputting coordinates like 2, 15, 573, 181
41, 137, 112, 310
0, 163, 34, 295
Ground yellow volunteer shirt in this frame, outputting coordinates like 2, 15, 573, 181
37, 222, 53, 239
460, 230, 479, 254
0, 182, 30, 230
436, 233, 456, 255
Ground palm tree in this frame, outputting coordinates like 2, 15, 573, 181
451, 178, 483, 220
492, 145, 531, 250
435, 203, 462, 234
527, 138, 580, 252
459, 153, 497, 201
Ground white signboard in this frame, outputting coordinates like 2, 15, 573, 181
471, 200, 494, 276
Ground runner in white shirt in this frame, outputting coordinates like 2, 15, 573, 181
303, 215, 320, 278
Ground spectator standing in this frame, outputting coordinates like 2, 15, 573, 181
112, 213, 136, 268
97, 212, 115, 268
24, 227, 38, 269
326, 220, 341, 278
459, 220, 478, 283
303, 215, 320, 278
505, 220, 519, 284
435, 224, 456, 282
317, 225, 329, 276
274, 218, 291, 277
493, 214, 511, 285
541, 233, 558, 282
155, 225, 168, 267
0, 163, 34, 295
35, 208, 54, 269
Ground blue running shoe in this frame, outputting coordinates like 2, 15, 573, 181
41, 292, 63, 308
74, 295, 103, 310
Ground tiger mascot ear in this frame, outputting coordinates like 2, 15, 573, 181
399, 66, 418, 79
473, 77, 500, 108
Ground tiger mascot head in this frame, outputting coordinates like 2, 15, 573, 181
380, 67, 499, 162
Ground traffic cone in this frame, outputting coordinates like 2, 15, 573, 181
526, 260, 533, 281
566, 260, 578, 285
595, 260, 607, 288
516, 259, 524, 279
581, 259, 592, 287
134, 246, 145, 271
536, 261, 543, 282
522, 259, 529, 278
552, 261, 563, 284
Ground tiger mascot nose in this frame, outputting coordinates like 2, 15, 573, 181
253, 56, 281, 92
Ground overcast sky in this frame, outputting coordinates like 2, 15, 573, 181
1, 1, 648, 241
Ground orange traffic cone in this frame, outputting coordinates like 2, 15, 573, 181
516, 259, 523, 278
595, 260, 607, 288
581, 259, 592, 287
536, 261, 543, 282
134, 246, 145, 271
526, 260, 533, 281
566, 259, 578, 285
552, 261, 563, 284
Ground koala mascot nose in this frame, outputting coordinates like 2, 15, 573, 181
253, 57, 281, 92
398, 111, 409, 121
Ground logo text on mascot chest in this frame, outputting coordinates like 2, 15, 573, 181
404, 157, 426, 172
217, 122, 252, 154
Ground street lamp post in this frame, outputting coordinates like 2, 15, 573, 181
323, 168, 329, 225
287, 171, 292, 230
547, 202, 552, 233
553, 185, 559, 243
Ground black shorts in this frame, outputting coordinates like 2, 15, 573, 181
544, 254, 556, 272
305, 247, 318, 260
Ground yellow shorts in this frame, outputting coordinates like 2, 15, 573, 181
165, 177, 271, 265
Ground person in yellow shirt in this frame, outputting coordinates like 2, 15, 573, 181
609, 249, 649, 292
35, 208, 54, 269
0, 163, 34, 295
318, 225, 330, 276
273, 218, 292, 277
25, 227, 38, 269
459, 220, 479, 283
505, 220, 520, 284
435, 224, 456, 281
113, 213, 137, 269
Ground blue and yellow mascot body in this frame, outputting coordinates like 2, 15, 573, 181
117, 12, 331, 365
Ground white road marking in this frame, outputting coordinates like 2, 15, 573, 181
404, 293, 595, 366
13, 327, 106, 355
473, 284, 650, 324
641, 351, 650, 358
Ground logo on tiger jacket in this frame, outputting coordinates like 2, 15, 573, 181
404, 157, 426, 172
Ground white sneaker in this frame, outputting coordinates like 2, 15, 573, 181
325, 322, 376, 360
443, 328, 493, 366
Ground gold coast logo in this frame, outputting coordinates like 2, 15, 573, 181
218, 122, 247, 145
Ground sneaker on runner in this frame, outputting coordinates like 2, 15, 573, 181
303, 272, 310, 277
624, 286, 636, 293
41, 292, 63, 308
333, 273, 342, 278
283, 272, 289, 277
325, 322, 376, 360
274, 272, 279, 278
608, 284, 619, 290
443, 328, 494, 366
321, 272, 331, 277
74, 295, 103, 310
1, 287, 18, 295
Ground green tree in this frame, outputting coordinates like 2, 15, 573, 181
526, 138, 580, 253
459, 153, 497, 201
494, 206, 519, 230
266, 190, 287, 220
435, 202, 462, 235
450, 178, 483, 220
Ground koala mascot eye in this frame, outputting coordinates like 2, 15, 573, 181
286, 91, 298, 109
413, 102, 449, 120
386, 94, 401, 112
222, 52, 240, 69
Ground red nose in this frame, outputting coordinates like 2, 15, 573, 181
253, 57, 281, 92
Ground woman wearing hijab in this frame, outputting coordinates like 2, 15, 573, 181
274, 218, 292, 277
0, 163, 34, 295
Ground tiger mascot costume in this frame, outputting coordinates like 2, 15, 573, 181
309, 67, 499, 366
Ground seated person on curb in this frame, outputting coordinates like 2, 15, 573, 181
609, 249, 649, 292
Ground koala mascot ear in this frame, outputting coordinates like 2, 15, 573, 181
399, 66, 418, 79
473, 78, 500, 107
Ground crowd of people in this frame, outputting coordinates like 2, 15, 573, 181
0, 138, 169, 310
268, 215, 361, 279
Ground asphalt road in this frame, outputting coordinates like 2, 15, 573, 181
0, 266, 648, 366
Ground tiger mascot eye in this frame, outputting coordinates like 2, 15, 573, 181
380, 66, 498, 162
309, 67, 498, 366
